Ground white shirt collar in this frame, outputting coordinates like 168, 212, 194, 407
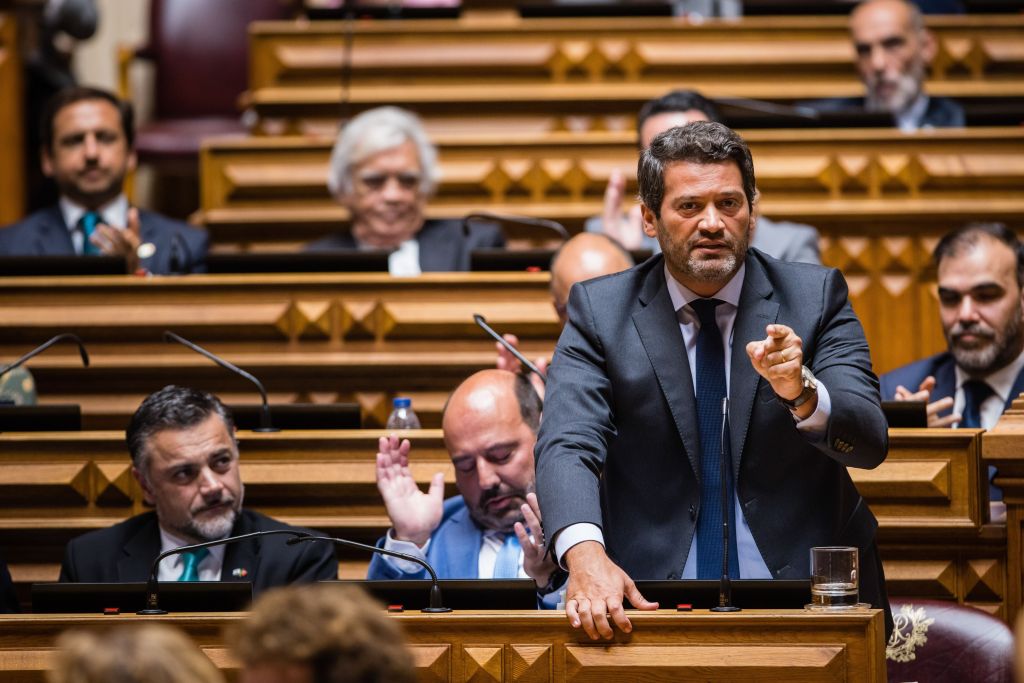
60, 194, 129, 235
158, 526, 226, 570
664, 261, 746, 313
954, 347, 1024, 404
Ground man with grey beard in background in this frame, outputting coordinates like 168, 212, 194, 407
802, 0, 964, 131
882, 223, 1024, 512
60, 385, 336, 592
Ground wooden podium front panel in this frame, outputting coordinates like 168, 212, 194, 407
0, 610, 885, 682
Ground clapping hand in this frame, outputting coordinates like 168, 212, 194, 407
375, 434, 445, 547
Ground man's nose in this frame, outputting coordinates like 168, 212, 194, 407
699, 205, 724, 232
476, 460, 501, 491
83, 134, 99, 158
197, 467, 224, 497
958, 296, 981, 323
381, 175, 408, 200
869, 44, 888, 73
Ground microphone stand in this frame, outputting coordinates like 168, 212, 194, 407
463, 212, 570, 242
163, 331, 278, 432
288, 535, 452, 613
710, 396, 740, 612
473, 314, 546, 385
138, 529, 312, 614
0, 333, 90, 380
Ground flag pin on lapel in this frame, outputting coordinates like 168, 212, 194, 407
232, 568, 248, 578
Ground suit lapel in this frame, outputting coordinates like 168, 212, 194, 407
118, 515, 162, 581
35, 207, 76, 255
438, 504, 483, 578
222, 513, 259, 583
729, 256, 779, 476
632, 264, 702, 480
136, 210, 167, 273
416, 222, 456, 272
1004, 364, 1024, 411
932, 354, 957, 420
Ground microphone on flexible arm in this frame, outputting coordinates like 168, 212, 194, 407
287, 534, 452, 613
711, 396, 741, 613
137, 529, 313, 614
473, 314, 546, 386
0, 333, 90, 381
163, 331, 278, 432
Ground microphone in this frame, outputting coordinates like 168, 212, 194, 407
137, 529, 312, 614
463, 212, 569, 242
287, 534, 452, 613
0, 333, 90, 380
711, 396, 740, 613
714, 96, 821, 121
163, 331, 278, 432
473, 314, 546, 385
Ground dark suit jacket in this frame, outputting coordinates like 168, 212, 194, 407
880, 352, 1024, 421
0, 552, 17, 613
306, 218, 504, 272
0, 206, 209, 274
535, 250, 891, 618
58, 510, 336, 594
800, 95, 965, 128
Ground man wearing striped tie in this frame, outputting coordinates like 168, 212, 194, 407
368, 369, 565, 608
59, 385, 336, 592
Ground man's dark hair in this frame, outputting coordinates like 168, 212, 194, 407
933, 222, 1024, 287
513, 373, 543, 433
40, 86, 135, 153
637, 121, 756, 219
126, 385, 234, 474
636, 90, 722, 148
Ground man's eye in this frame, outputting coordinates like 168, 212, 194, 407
454, 461, 475, 473
938, 293, 960, 306
172, 469, 196, 482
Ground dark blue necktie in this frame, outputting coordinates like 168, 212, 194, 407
691, 298, 739, 579
961, 379, 1002, 501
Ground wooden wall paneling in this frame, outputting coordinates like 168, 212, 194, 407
0, 12, 25, 225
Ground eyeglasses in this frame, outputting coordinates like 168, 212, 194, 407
355, 171, 422, 193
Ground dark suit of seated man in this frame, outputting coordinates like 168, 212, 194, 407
881, 223, 1024, 513
0, 86, 208, 275
368, 370, 565, 608
60, 385, 336, 593
801, 0, 964, 131
306, 106, 503, 274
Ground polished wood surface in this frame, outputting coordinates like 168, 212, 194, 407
0, 609, 886, 682
0, 428, 1003, 617
244, 15, 1024, 131
0, 12, 25, 225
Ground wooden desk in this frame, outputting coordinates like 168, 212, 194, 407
245, 15, 1024, 132
0, 428, 1006, 617
0, 609, 886, 682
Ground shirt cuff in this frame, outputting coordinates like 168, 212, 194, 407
552, 522, 604, 569
382, 529, 431, 574
794, 379, 831, 437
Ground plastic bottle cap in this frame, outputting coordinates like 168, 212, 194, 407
393, 397, 412, 408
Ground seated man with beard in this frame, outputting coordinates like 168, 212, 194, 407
882, 223, 1024, 512
368, 369, 565, 607
802, 0, 964, 131
308, 106, 504, 275
59, 386, 336, 592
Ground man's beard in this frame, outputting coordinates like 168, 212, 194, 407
659, 219, 750, 285
865, 65, 924, 114
470, 483, 531, 533
182, 486, 244, 542
948, 312, 1024, 375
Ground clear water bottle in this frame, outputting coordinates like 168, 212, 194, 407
386, 397, 421, 430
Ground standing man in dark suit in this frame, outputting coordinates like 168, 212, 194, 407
59, 385, 336, 593
802, 0, 964, 130
308, 106, 504, 273
0, 86, 208, 274
535, 122, 890, 639
882, 223, 1024, 508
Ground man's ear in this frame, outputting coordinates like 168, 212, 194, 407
132, 466, 155, 505
749, 189, 760, 239
640, 204, 658, 238
126, 148, 137, 174
920, 29, 938, 65
40, 148, 54, 179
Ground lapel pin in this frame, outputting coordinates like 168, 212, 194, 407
232, 568, 248, 578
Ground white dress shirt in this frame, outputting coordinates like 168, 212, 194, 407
386, 239, 421, 277
382, 528, 527, 578
59, 194, 129, 255
554, 263, 833, 579
156, 527, 226, 582
895, 93, 931, 133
